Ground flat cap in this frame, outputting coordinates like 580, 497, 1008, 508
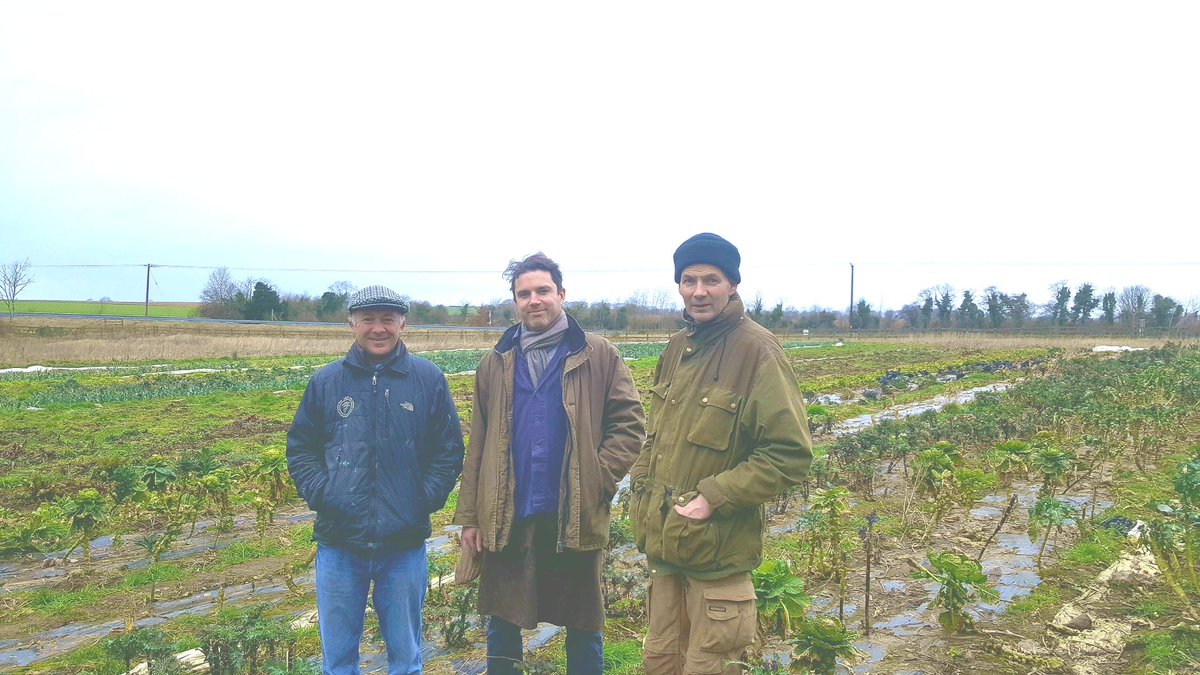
347, 285, 409, 314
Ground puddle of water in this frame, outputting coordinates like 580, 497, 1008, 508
809, 597, 859, 619
852, 641, 887, 672
993, 532, 1042, 557
970, 506, 1003, 519
0, 648, 39, 669
874, 612, 926, 637
879, 580, 908, 593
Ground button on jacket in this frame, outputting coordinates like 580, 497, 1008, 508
630, 296, 812, 579
286, 342, 465, 552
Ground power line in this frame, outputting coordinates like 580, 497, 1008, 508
29, 263, 665, 273
31, 260, 1200, 272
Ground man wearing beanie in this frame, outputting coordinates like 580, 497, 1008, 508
454, 253, 645, 674
630, 234, 812, 674
286, 285, 465, 673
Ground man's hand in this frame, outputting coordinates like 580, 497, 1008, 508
673, 493, 713, 521
462, 526, 482, 554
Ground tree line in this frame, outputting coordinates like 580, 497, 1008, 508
199, 268, 1195, 336
855, 283, 1194, 335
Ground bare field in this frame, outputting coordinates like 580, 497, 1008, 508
1, 316, 1182, 367
0, 318, 506, 365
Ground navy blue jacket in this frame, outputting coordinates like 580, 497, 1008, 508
286, 341, 464, 552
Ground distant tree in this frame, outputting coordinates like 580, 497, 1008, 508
316, 291, 346, 321
1150, 294, 1184, 330
312, 282, 355, 322
1, 258, 35, 318
854, 299, 874, 330
500, 305, 515, 325
984, 287, 1007, 329
957, 290, 982, 329
1100, 291, 1117, 325
589, 301, 614, 329
750, 293, 765, 322
245, 282, 282, 320
1047, 282, 1071, 326
200, 267, 236, 305
614, 304, 629, 330
1004, 293, 1031, 328
896, 302, 922, 329
768, 302, 785, 330
918, 290, 935, 329
328, 280, 356, 297
1118, 285, 1150, 329
1070, 283, 1100, 324
934, 286, 955, 326
429, 304, 451, 324
199, 267, 254, 319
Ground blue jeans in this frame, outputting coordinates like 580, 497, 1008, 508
315, 542, 427, 675
486, 615, 603, 675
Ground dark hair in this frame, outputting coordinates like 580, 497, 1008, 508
504, 252, 563, 296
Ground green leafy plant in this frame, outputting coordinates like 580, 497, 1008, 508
200, 604, 293, 675
255, 447, 290, 502
1031, 447, 1074, 498
1027, 497, 1075, 569
138, 456, 178, 492
201, 467, 236, 532
103, 626, 174, 675
988, 440, 1031, 485
787, 617, 864, 674
910, 552, 998, 633
60, 488, 108, 563
752, 559, 810, 638
136, 529, 179, 602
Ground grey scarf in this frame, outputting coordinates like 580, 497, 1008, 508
519, 312, 569, 387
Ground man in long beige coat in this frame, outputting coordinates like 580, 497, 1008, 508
454, 252, 645, 674
631, 233, 812, 674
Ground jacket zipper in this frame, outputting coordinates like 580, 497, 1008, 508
369, 371, 378, 547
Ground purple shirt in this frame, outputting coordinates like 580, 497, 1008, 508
511, 341, 570, 521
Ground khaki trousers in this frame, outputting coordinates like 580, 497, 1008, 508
642, 573, 757, 675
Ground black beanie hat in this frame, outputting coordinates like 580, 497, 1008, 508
673, 233, 741, 284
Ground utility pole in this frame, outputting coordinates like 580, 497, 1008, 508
144, 263, 153, 317
848, 263, 855, 331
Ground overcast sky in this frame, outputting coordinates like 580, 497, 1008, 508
1, 1, 1197, 312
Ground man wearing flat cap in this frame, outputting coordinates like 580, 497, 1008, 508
286, 285, 464, 674
630, 234, 812, 674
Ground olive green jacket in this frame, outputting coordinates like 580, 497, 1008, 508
452, 314, 646, 552
630, 296, 812, 578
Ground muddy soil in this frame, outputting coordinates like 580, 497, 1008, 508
0, 382, 1126, 672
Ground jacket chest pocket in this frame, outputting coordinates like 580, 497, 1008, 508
647, 381, 671, 435
686, 388, 741, 451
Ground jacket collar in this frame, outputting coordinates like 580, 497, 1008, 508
343, 341, 410, 374
494, 312, 586, 356
684, 295, 745, 345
